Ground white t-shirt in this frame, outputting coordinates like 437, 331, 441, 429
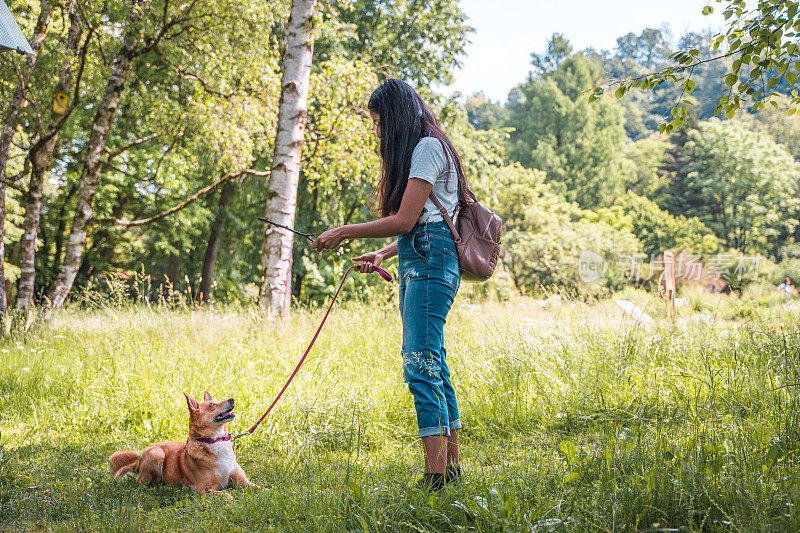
408, 137, 459, 223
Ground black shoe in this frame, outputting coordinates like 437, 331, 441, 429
445, 464, 462, 485
414, 472, 445, 492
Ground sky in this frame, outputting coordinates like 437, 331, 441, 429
445, 0, 726, 102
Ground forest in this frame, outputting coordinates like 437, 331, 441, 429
1, 0, 798, 316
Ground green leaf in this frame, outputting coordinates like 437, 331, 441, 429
614, 87, 625, 99
703, 443, 720, 455
683, 79, 696, 93
702, 5, 714, 15
558, 440, 577, 463
725, 73, 738, 86
787, 72, 798, 85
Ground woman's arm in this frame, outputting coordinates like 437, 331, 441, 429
375, 240, 398, 259
310, 178, 432, 251
351, 240, 398, 273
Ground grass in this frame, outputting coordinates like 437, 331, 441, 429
2, 293, 800, 531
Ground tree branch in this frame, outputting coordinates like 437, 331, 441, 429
25, 25, 94, 157
101, 161, 145, 180
152, 46, 234, 98
0, 176, 28, 194
104, 132, 160, 162
103, 168, 269, 228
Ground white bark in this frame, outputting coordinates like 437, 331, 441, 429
0, 0, 53, 320
45, 0, 142, 310
17, 5, 82, 309
258, 0, 316, 317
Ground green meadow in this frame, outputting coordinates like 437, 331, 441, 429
2, 293, 800, 531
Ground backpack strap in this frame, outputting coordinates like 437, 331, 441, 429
429, 192, 462, 244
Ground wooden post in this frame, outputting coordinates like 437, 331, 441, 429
660, 251, 676, 319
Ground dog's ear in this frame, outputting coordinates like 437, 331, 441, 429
183, 392, 199, 411
203, 391, 213, 402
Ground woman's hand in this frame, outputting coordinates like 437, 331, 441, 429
311, 227, 347, 251
351, 251, 384, 273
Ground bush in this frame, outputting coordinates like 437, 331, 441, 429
614, 191, 719, 258
496, 166, 642, 297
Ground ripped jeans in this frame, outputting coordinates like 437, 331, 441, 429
398, 221, 461, 437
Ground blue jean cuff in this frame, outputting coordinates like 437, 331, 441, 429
419, 425, 451, 438
450, 419, 462, 431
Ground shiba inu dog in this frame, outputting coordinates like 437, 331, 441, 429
109, 391, 258, 499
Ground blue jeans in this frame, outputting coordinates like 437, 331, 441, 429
398, 221, 461, 437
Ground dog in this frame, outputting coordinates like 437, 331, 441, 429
109, 391, 258, 499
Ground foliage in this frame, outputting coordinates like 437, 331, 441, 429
506, 40, 629, 208
668, 120, 800, 255
593, 0, 800, 132
495, 166, 641, 296
0, 0, 474, 308
4, 0, 800, 310
622, 136, 671, 202
734, 94, 800, 160
589, 29, 729, 139
315, 0, 472, 86
613, 191, 720, 258
464, 94, 508, 131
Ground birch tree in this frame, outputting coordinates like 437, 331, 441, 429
44, 0, 208, 309
45, 0, 145, 309
259, 0, 316, 317
16, 4, 84, 309
0, 0, 53, 320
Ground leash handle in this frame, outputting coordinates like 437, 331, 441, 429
369, 265, 393, 282
242, 264, 391, 437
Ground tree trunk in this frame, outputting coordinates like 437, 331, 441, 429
46, 0, 142, 310
47, 182, 77, 280
259, 0, 316, 317
17, 7, 82, 309
74, 196, 126, 287
164, 238, 180, 301
199, 180, 236, 303
0, 0, 53, 321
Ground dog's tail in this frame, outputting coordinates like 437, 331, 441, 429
109, 450, 141, 479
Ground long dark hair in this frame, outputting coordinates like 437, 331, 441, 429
367, 79, 474, 217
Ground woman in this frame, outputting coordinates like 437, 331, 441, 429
311, 79, 472, 491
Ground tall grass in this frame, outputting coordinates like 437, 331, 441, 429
1, 295, 800, 531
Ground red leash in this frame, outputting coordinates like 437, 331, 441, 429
232, 264, 393, 441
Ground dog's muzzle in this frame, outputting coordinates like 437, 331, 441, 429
213, 398, 236, 423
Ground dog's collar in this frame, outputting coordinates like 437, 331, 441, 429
196, 434, 231, 444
